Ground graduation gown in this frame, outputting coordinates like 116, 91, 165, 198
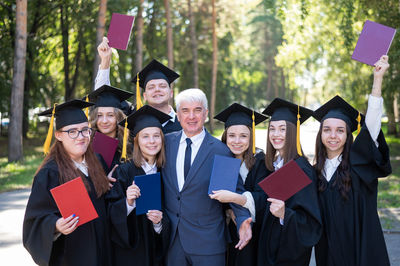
23, 160, 111, 266
257, 156, 322, 266
162, 118, 182, 134
226, 152, 269, 266
315, 126, 392, 266
106, 161, 170, 266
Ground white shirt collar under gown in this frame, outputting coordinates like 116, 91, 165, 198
141, 161, 157, 175
73, 157, 88, 176
273, 155, 284, 171
239, 162, 249, 183
323, 154, 342, 182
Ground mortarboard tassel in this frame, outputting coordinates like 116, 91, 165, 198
120, 118, 128, 161
136, 73, 143, 110
252, 111, 256, 154
43, 103, 56, 155
296, 105, 302, 156
84, 95, 89, 119
356, 111, 361, 136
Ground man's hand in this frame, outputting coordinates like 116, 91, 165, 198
236, 217, 252, 250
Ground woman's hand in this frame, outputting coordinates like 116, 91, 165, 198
146, 210, 163, 224
372, 55, 389, 97
107, 164, 118, 188
55, 214, 79, 235
126, 181, 140, 206
268, 198, 285, 220
97, 36, 112, 69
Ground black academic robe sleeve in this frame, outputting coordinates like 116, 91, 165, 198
23, 163, 61, 265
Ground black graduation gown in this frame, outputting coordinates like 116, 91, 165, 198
226, 152, 269, 266
162, 118, 182, 134
257, 156, 322, 266
315, 126, 391, 266
106, 161, 171, 266
22, 160, 111, 266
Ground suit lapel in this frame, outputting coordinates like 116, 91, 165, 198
182, 131, 214, 190
168, 131, 181, 191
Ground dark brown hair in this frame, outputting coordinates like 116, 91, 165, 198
314, 122, 353, 200
36, 140, 110, 197
265, 121, 304, 171
89, 107, 132, 160
132, 128, 166, 168
221, 126, 256, 170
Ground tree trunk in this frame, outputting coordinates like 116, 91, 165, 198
92, 0, 107, 87
188, 0, 199, 88
60, 3, 72, 100
164, 0, 175, 105
280, 69, 286, 98
8, 0, 27, 162
135, 0, 144, 74
209, 0, 218, 133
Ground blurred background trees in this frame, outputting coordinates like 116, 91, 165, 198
1, 0, 399, 161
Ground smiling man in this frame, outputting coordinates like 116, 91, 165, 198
95, 37, 181, 134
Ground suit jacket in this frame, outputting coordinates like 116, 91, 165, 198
162, 130, 250, 256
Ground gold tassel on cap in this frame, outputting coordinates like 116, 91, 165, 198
296, 105, 302, 156
43, 103, 57, 155
136, 73, 143, 110
252, 111, 256, 154
120, 118, 128, 161
356, 111, 361, 136
84, 95, 89, 119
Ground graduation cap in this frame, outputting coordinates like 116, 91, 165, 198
86, 85, 133, 110
38, 99, 94, 154
313, 95, 365, 133
118, 105, 171, 160
131, 60, 180, 111
214, 103, 267, 154
262, 98, 313, 156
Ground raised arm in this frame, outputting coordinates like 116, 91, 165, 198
94, 37, 112, 90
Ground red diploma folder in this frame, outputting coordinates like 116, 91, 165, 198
107, 13, 135, 50
50, 177, 98, 227
258, 159, 312, 201
92, 131, 119, 169
352, 20, 396, 66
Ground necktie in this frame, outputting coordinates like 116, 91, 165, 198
184, 138, 192, 180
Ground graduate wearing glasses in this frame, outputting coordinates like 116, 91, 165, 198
23, 100, 111, 266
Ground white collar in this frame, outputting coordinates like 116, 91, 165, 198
179, 128, 206, 145
325, 154, 342, 169
141, 160, 157, 175
73, 157, 88, 176
273, 155, 284, 171
239, 161, 249, 183
162, 106, 176, 127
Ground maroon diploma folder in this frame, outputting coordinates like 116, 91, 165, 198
107, 13, 135, 50
92, 131, 119, 169
50, 177, 98, 227
352, 20, 396, 66
258, 159, 312, 201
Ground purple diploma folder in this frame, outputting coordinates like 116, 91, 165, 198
352, 20, 396, 66
107, 13, 135, 50
92, 131, 119, 169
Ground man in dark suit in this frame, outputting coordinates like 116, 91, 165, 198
162, 88, 252, 266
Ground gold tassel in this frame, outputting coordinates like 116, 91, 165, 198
356, 111, 361, 136
120, 118, 128, 161
43, 103, 56, 155
296, 105, 302, 156
136, 73, 143, 110
252, 111, 256, 154
84, 95, 89, 119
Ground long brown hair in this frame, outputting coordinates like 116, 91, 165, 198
89, 107, 132, 160
314, 122, 353, 200
221, 126, 256, 170
265, 121, 304, 171
132, 128, 166, 168
36, 140, 109, 197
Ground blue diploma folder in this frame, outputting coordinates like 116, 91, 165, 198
208, 155, 241, 195
134, 172, 161, 215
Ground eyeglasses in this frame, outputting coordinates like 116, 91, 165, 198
60, 127, 92, 139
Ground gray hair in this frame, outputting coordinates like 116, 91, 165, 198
175, 88, 208, 111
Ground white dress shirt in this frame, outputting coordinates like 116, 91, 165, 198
323, 155, 342, 182
162, 108, 177, 126
126, 161, 162, 234
73, 158, 88, 176
239, 162, 256, 222
176, 129, 206, 191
